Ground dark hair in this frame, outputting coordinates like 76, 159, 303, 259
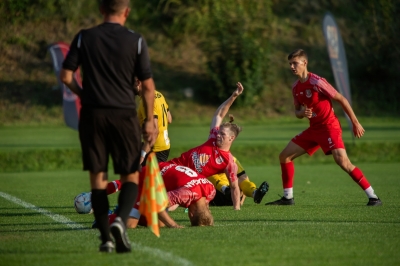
288, 49, 308, 61
101, 0, 130, 15
220, 114, 242, 138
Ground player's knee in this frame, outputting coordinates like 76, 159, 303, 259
279, 151, 290, 163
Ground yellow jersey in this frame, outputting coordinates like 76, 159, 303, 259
138, 91, 170, 152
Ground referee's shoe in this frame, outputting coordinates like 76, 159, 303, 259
110, 217, 131, 253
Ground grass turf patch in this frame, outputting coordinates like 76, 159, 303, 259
0, 163, 399, 265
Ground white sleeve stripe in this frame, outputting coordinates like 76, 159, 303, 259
138, 37, 142, 55
77, 33, 82, 48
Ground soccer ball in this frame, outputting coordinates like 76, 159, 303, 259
74, 192, 93, 214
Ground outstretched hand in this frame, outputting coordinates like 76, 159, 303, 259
232, 82, 244, 97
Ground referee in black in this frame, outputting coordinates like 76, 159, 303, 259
60, 0, 156, 253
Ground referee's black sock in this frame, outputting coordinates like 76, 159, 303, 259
91, 189, 111, 243
117, 182, 138, 224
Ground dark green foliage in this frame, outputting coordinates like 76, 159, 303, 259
161, 0, 274, 105
0, 0, 398, 115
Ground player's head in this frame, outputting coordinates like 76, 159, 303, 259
100, 0, 130, 16
188, 198, 214, 226
217, 115, 242, 150
288, 49, 308, 76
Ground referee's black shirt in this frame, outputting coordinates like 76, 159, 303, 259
62, 22, 152, 109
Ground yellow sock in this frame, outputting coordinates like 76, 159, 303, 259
240, 179, 257, 198
208, 174, 229, 193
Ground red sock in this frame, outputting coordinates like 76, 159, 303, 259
349, 167, 370, 190
106, 180, 121, 195
281, 162, 294, 189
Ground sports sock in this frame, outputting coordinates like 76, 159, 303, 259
364, 186, 378, 199
116, 182, 138, 224
239, 179, 256, 198
283, 188, 293, 199
91, 189, 112, 243
349, 167, 371, 190
106, 180, 121, 195
281, 162, 294, 198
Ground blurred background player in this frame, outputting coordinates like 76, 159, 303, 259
266, 49, 381, 206
208, 156, 269, 206
106, 79, 172, 195
136, 79, 172, 164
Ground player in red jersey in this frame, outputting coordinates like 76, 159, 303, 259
265, 49, 382, 206
104, 82, 244, 227
124, 164, 216, 228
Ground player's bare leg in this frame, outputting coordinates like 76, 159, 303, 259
332, 149, 381, 206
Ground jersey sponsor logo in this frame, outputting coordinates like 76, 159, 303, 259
191, 152, 210, 173
306, 89, 312, 98
160, 163, 176, 176
215, 156, 224, 164
184, 178, 213, 188
313, 85, 318, 91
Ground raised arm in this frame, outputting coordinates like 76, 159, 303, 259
210, 82, 244, 130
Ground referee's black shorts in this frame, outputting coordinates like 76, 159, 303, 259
79, 108, 141, 175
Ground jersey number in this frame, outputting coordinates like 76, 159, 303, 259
161, 103, 168, 127
175, 166, 198, 177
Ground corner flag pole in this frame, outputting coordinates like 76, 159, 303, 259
322, 12, 355, 143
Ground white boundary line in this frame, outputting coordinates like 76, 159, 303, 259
0, 191, 194, 266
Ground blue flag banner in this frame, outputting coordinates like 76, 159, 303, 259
322, 12, 353, 138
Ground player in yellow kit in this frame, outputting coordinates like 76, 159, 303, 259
136, 79, 172, 164
208, 157, 269, 206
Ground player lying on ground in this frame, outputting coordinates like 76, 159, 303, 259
208, 156, 269, 206
98, 82, 245, 227
95, 163, 215, 228
265, 49, 382, 206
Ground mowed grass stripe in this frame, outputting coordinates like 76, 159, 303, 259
0, 191, 194, 266
0, 191, 85, 229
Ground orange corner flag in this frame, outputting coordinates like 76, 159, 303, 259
139, 153, 169, 237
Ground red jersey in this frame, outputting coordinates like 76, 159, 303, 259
165, 127, 237, 182
162, 165, 216, 208
292, 72, 341, 129
137, 164, 216, 209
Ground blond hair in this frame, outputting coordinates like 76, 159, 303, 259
220, 114, 242, 138
190, 208, 214, 226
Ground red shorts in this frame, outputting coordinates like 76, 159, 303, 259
291, 127, 345, 155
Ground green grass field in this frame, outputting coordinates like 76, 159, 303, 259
0, 120, 399, 265
0, 164, 399, 265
